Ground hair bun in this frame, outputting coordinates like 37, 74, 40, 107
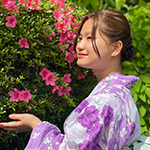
122, 45, 136, 62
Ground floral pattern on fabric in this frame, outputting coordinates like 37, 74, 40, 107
25, 74, 141, 150
101, 105, 114, 128
77, 105, 99, 128
74, 99, 89, 113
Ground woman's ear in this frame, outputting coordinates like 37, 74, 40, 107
111, 41, 123, 57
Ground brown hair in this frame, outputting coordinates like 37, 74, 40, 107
74, 9, 136, 62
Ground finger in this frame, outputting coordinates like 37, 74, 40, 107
0, 121, 20, 128
0, 126, 19, 132
9, 114, 24, 120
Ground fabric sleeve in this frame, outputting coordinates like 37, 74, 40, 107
24, 121, 65, 150
24, 94, 140, 150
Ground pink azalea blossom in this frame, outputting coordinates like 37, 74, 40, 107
19, 38, 29, 48
52, 85, 59, 94
28, 106, 32, 111
48, 36, 52, 41
70, 7, 74, 11
59, 31, 68, 41
6, 1, 19, 13
8, 88, 21, 102
69, 45, 74, 51
78, 73, 86, 80
19, 0, 42, 10
32, 101, 37, 105
58, 86, 71, 96
20, 90, 32, 103
51, 31, 56, 36
53, 10, 64, 21
62, 73, 71, 83
66, 52, 77, 66
51, 0, 65, 8
92, 70, 96, 76
5, 15, 18, 28
45, 72, 57, 86
2, 0, 10, 7
39, 68, 50, 80
18, 0, 27, 5
57, 21, 68, 32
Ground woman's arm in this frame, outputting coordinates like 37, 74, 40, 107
0, 113, 42, 132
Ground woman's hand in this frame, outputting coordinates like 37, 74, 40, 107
0, 113, 42, 132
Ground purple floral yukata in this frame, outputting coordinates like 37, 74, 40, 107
25, 74, 141, 150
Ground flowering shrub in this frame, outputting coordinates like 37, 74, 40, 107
0, 0, 98, 149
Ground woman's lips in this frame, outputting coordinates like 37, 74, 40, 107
77, 53, 88, 58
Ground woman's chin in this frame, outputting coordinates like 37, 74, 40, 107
77, 61, 91, 69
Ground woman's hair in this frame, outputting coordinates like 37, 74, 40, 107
74, 9, 136, 62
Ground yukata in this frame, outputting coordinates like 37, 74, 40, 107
25, 74, 141, 150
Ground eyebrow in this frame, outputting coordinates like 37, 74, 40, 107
79, 31, 92, 36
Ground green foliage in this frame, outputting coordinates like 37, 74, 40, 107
72, 0, 115, 12
122, 0, 150, 135
0, 0, 97, 149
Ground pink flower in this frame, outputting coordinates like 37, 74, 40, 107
52, 85, 59, 94
58, 86, 71, 96
39, 68, 50, 80
20, 90, 32, 103
2, 0, 10, 7
28, 106, 32, 111
69, 45, 74, 51
8, 88, 21, 102
6, 1, 19, 13
5, 15, 18, 28
0, 132, 2, 136
48, 36, 52, 41
18, 0, 27, 4
32, 101, 37, 105
51, 0, 65, 8
59, 31, 68, 41
66, 52, 77, 66
53, 10, 64, 21
19, 38, 29, 48
45, 72, 57, 86
51, 31, 56, 36
78, 73, 86, 80
62, 73, 71, 83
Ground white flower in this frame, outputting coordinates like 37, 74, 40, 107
44, 137, 51, 144
120, 127, 127, 138
32, 132, 40, 139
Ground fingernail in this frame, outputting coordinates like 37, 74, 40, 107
9, 114, 13, 118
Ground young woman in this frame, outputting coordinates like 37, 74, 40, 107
0, 9, 141, 150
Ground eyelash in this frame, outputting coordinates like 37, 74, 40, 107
78, 36, 92, 41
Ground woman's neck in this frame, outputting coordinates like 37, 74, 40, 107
94, 68, 123, 83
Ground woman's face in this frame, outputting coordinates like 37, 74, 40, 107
76, 19, 113, 71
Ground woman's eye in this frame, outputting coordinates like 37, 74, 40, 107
87, 36, 92, 40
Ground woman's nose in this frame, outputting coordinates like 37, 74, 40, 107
77, 39, 85, 50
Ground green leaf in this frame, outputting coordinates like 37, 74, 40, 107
139, 0, 146, 7
139, 75, 150, 84
83, 0, 90, 7
145, 87, 150, 98
140, 85, 147, 93
140, 116, 146, 126
115, 0, 126, 10
90, 0, 98, 9
133, 80, 141, 93
139, 106, 146, 117
141, 125, 148, 134
139, 94, 146, 102
133, 93, 138, 103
